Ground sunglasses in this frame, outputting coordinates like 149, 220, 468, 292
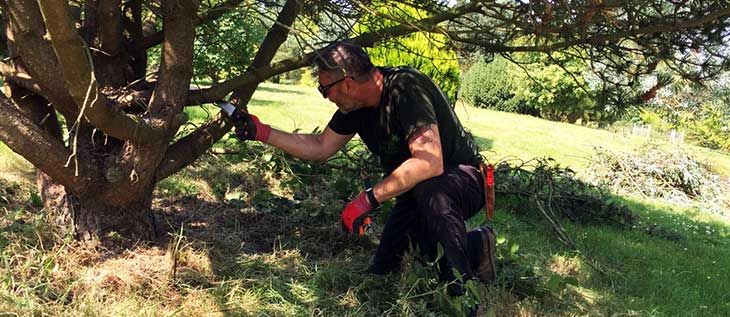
317, 76, 349, 98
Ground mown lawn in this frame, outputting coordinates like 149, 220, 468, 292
1, 82, 729, 316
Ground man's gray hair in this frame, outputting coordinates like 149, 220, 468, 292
313, 41, 375, 82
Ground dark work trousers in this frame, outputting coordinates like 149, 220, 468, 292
369, 164, 486, 296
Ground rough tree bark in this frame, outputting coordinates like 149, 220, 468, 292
1, 0, 193, 242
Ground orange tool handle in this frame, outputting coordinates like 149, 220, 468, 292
358, 216, 372, 235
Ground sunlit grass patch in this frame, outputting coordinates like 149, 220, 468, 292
548, 254, 583, 279
0, 142, 33, 182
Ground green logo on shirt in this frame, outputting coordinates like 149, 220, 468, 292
381, 134, 402, 156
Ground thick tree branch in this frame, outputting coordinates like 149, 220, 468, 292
229, 0, 302, 107
148, 0, 196, 117
90, 0, 129, 88
123, 0, 147, 78
137, 0, 246, 51
98, 0, 122, 56
158, 0, 301, 180
4, 0, 79, 120
0, 61, 42, 94
105, 0, 198, 201
0, 95, 93, 192
155, 114, 230, 181
37, 0, 162, 144
6, 83, 62, 140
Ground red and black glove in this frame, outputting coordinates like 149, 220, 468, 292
232, 112, 271, 143
341, 189, 378, 235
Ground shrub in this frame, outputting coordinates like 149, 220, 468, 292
683, 103, 730, 152
460, 55, 596, 122
513, 61, 596, 123
459, 57, 536, 115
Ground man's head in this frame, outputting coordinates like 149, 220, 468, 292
313, 42, 380, 113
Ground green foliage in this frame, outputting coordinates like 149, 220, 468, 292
491, 233, 540, 298
0, 179, 41, 211
684, 102, 730, 152
460, 54, 598, 123
638, 110, 673, 133
641, 78, 730, 152
192, 7, 266, 83
513, 60, 596, 123
157, 177, 202, 197
384, 245, 484, 317
459, 57, 536, 115
355, 3, 461, 102
269, 18, 319, 86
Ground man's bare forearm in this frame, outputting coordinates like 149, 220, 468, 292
371, 124, 444, 204
372, 156, 442, 203
266, 129, 329, 161
263, 126, 352, 162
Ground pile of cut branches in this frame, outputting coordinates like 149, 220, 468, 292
584, 143, 730, 216
493, 157, 636, 249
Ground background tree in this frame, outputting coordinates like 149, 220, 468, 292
0, 0, 728, 243
641, 75, 730, 151
354, 1, 461, 102
191, 4, 267, 84
460, 53, 598, 123
459, 56, 536, 114
511, 52, 596, 123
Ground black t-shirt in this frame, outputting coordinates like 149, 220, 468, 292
328, 66, 481, 174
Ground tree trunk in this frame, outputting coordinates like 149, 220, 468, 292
72, 194, 156, 242
37, 172, 75, 235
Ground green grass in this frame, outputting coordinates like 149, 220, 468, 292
0, 142, 33, 182
489, 196, 730, 316
451, 105, 730, 176
2, 82, 730, 316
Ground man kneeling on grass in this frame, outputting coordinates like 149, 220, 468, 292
229, 41, 496, 309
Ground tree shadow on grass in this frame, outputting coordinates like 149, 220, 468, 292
152, 188, 385, 316
247, 98, 283, 108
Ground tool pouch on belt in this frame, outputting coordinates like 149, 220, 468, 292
479, 163, 495, 221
